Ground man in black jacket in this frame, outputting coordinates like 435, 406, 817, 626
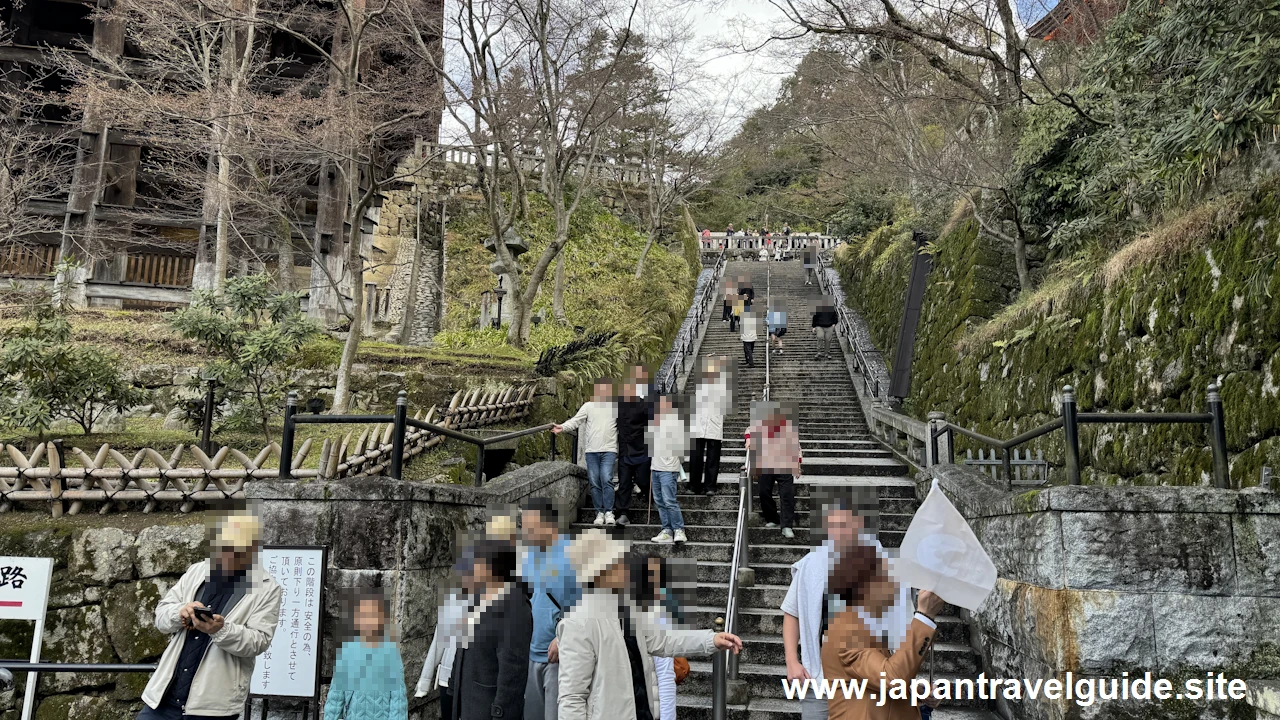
614, 366, 654, 526
451, 539, 533, 720
812, 297, 839, 361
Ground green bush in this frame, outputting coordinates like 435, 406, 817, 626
169, 274, 318, 439
0, 274, 144, 436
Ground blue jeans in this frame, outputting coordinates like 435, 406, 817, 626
651, 470, 684, 530
585, 452, 616, 512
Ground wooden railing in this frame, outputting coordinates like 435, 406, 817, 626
0, 384, 537, 517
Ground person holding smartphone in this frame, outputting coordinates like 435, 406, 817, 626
137, 513, 284, 720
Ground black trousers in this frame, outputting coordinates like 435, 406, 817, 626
758, 473, 796, 528
729, 314, 740, 332
614, 458, 651, 517
743, 341, 755, 366
442, 685, 454, 720
688, 438, 722, 492
723, 302, 732, 321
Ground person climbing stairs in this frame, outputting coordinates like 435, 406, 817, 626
574, 259, 999, 720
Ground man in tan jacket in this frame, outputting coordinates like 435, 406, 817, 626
138, 513, 283, 719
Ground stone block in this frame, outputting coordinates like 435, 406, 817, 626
973, 580, 1156, 675
130, 365, 174, 388
257, 499, 337, 548
1061, 512, 1234, 594
969, 511, 1064, 588
328, 500, 405, 570
395, 569, 443, 640
134, 525, 206, 578
1233, 514, 1280, 596
160, 407, 187, 431
1153, 594, 1280, 671
0, 528, 71, 567
38, 605, 117, 694
404, 504, 468, 571
69, 528, 136, 586
102, 578, 172, 663
48, 580, 85, 609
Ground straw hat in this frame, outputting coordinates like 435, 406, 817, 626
214, 514, 262, 550
567, 528, 629, 584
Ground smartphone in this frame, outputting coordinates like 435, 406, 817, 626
193, 606, 215, 622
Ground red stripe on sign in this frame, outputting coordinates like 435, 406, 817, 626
0, 601, 22, 607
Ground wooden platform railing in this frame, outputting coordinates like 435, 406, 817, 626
0, 384, 537, 517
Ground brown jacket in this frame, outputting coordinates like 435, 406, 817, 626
820, 607, 936, 720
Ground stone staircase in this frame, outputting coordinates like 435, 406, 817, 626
573, 259, 997, 720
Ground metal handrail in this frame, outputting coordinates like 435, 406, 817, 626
915, 384, 1230, 488
281, 391, 560, 485
656, 249, 727, 394
764, 267, 771, 401
815, 250, 886, 401
712, 441, 752, 720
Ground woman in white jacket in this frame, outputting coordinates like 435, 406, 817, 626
414, 581, 469, 718
557, 530, 743, 720
554, 379, 619, 525
688, 356, 729, 496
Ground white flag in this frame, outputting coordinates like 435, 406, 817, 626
895, 479, 996, 610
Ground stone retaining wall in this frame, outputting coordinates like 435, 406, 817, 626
247, 461, 587, 720
0, 513, 212, 720
0, 461, 587, 720
922, 463, 1280, 720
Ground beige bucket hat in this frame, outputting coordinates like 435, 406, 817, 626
567, 528, 630, 584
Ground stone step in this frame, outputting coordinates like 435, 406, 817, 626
601, 502, 917, 528
696, 632, 979, 674
674, 696, 998, 720
680, 655, 987, 701
718, 458, 909, 477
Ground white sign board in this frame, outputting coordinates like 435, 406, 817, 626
251, 547, 325, 698
0, 556, 54, 720
0, 556, 52, 621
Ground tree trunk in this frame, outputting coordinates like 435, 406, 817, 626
213, 136, 233, 296
634, 228, 659, 278
553, 250, 566, 320
331, 163, 367, 414
1013, 233, 1032, 294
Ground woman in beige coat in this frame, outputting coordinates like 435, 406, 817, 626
556, 530, 743, 720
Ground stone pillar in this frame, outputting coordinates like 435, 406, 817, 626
247, 463, 585, 717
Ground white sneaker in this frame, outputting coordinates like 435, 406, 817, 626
605, 511, 616, 526
651, 529, 674, 544
782, 527, 795, 539
594, 512, 606, 526
765, 521, 779, 529
673, 529, 687, 543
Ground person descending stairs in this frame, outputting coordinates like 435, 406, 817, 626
573, 258, 998, 720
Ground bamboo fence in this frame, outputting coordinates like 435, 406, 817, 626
0, 384, 538, 517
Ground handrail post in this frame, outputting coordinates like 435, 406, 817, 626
390, 391, 407, 481
280, 391, 297, 480
926, 412, 949, 466
1208, 383, 1230, 489
1001, 447, 1013, 490
475, 442, 486, 487
711, 616, 728, 720
1061, 385, 1081, 485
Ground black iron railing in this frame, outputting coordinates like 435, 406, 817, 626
656, 249, 727, 394
815, 250, 887, 401
928, 384, 1230, 488
281, 391, 562, 485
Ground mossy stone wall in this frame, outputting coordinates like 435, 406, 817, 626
0, 514, 210, 720
835, 186, 1280, 487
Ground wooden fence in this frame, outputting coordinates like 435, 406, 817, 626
0, 384, 537, 517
